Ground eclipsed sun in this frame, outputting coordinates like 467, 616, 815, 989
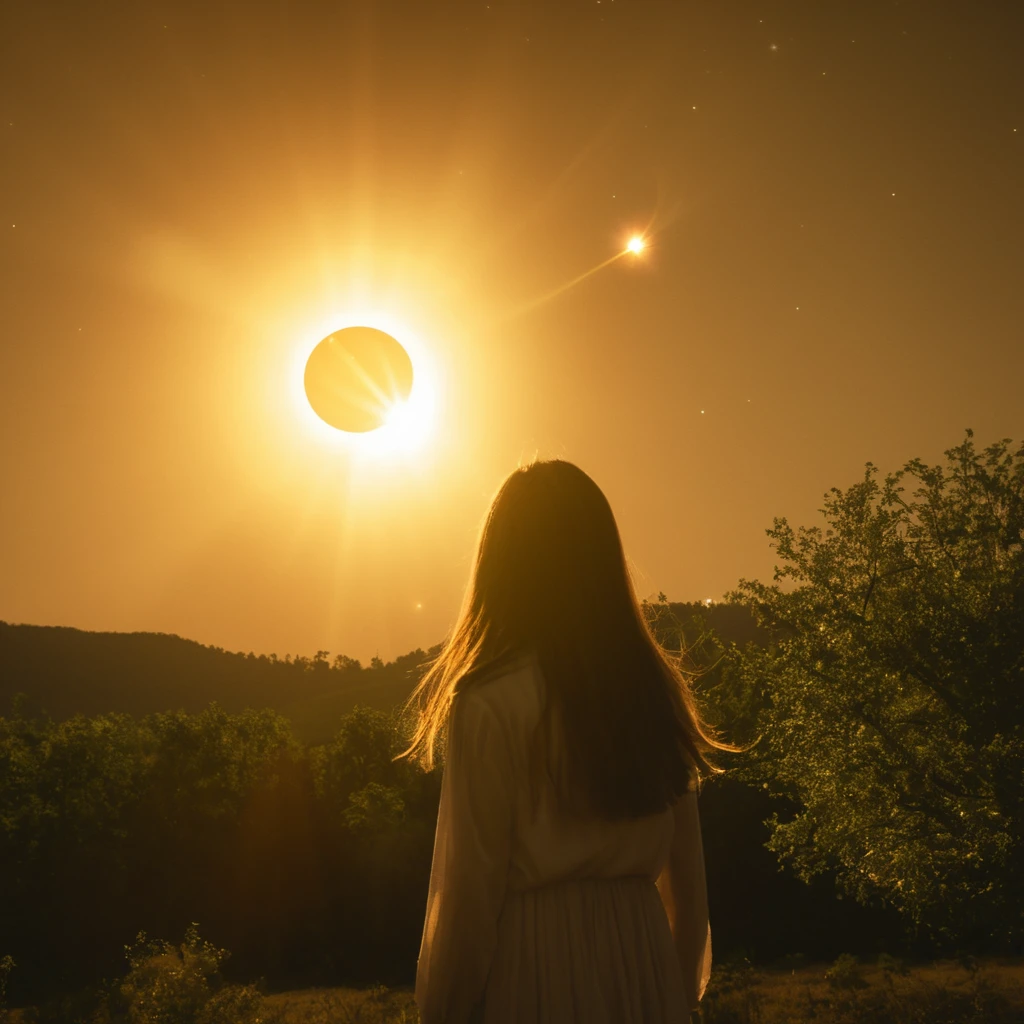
304, 326, 414, 433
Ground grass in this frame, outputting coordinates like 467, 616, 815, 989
699, 957, 1024, 1024
8, 958, 1023, 1023
262, 985, 418, 1024
261, 960, 1024, 1024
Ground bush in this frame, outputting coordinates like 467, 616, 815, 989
702, 954, 763, 1024
118, 924, 272, 1024
825, 954, 867, 991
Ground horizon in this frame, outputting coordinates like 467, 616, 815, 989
1, 592, 731, 665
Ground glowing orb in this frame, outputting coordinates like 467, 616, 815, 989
303, 326, 414, 432
626, 236, 645, 254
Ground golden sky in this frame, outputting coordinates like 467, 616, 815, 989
2, 1, 1022, 661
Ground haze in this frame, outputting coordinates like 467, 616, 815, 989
2, 1, 1021, 662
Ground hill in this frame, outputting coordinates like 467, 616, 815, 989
0, 621, 433, 742
0, 601, 761, 743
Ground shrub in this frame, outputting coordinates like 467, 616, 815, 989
825, 953, 867, 991
119, 924, 271, 1024
702, 954, 763, 1024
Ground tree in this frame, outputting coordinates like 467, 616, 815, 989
731, 432, 1024, 946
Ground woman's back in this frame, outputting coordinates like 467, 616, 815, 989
480, 655, 676, 889
415, 656, 711, 1024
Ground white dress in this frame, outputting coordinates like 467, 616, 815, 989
415, 657, 712, 1024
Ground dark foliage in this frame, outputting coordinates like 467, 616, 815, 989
0, 703, 440, 1005
0, 691, 904, 1007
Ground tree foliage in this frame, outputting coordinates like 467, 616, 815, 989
0, 703, 440, 1003
732, 432, 1024, 944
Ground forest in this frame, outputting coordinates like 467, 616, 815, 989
1, 433, 1021, 1018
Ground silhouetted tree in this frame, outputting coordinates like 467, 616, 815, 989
732, 432, 1024, 946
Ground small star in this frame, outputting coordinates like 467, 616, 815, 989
700, 409, 705, 414
769, 43, 778, 51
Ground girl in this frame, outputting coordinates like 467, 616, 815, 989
403, 460, 726, 1023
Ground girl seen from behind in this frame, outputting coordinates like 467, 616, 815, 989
403, 459, 730, 1024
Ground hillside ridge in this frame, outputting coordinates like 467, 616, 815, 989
0, 602, 760, 742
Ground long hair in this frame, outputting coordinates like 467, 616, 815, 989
401, 459, 731, 819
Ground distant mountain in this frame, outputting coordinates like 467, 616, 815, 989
0, 621, 434, 743
0, 602, 761, 743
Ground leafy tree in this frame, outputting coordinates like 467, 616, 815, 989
312, 706, 413, 802
732, 432, 1024, 945
343, 781, 407, 833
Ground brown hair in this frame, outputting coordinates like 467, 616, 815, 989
401, 459, 731, 818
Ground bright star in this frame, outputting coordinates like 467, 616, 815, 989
626, 236, 645, 254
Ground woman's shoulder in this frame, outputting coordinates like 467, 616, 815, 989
454, 651, 543, 727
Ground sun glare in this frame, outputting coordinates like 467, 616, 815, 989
291, 313, 438, 460
626, 235, 645, 254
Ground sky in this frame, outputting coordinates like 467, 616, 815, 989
2, 0, 1022, 663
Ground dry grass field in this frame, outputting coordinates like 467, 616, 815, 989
261, 985, 420, 1024
7, 957, 1022, 1023
257, 958, 1024, 1024
698, 957, 1024, 1024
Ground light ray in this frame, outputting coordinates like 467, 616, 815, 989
507, 243, 640, 319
